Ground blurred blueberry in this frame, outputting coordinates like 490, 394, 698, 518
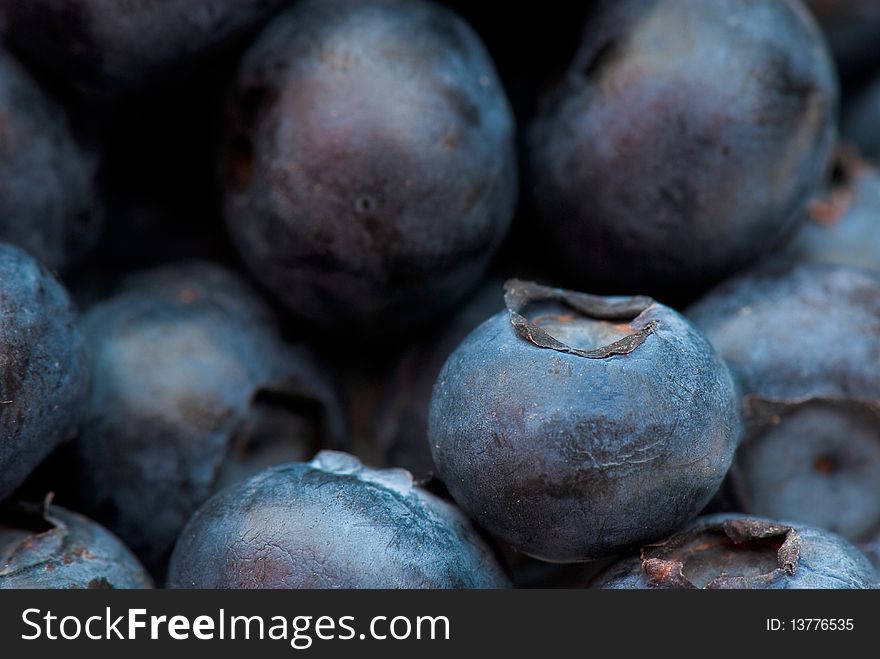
220, 0, 517, 337
0, 244, 88, 502
0, 49, 101, 271
73, 262, 347, 574
2, 0, 291, 96
690, 263, 880, 545
527, 0, 837, 299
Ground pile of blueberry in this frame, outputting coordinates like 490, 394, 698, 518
2, 0, 880, 590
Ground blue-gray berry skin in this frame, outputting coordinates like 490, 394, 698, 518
781, 159, 880, 272
0, 503, 152, 589
592, 514, 878, 589
689, 263, 880, 544
2, 0, 290, 95
805, 0, 880, 82
167, 452, 510, 589
220, 0, 517, 337
0, 49, 101, 272
428, 280, 741, 562
74, 262, 348, 572
688, 263, 880, 403
527, 0, 837, 298
0, 244, 89, 502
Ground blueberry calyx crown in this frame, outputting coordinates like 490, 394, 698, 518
0, 498, 64, 570
639, 518, 801, 589
503, 279, 657, 359
309, 450, 415, 496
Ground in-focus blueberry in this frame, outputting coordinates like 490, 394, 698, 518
167, 451, 510, 588
428, 280, 741, 562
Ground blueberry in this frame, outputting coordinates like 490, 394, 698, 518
220, 0, 517, 336
0, 49, 101, 271
592, 514, 877, 589
72, 262, 347, 573
526, 0, 837, 298
428, 280, 741, 562
781, 155, 880, 272
0, 244, 89, 502
689, 263, 880, 406
374, 280, 505, 477
0, 501, 152, 589
689, 263, 880, 543
167, 452, 510, 588
2, 0, 289, 95
731, 398, 880, 542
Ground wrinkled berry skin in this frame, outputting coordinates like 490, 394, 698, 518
0, 50, 100, 271
0, 503, 152, 589
74, 262, 347, 572
689, 264, 880, 543
220, 0, 517, 336
428, 280, 741, 562
2, 0, 289, 95
0, 244, 89, 502
375, 281, 505, 477
527, 0, 837, 298
592, 514, 877, 589
167, 452, 510, 589
782, 158, 880, 272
